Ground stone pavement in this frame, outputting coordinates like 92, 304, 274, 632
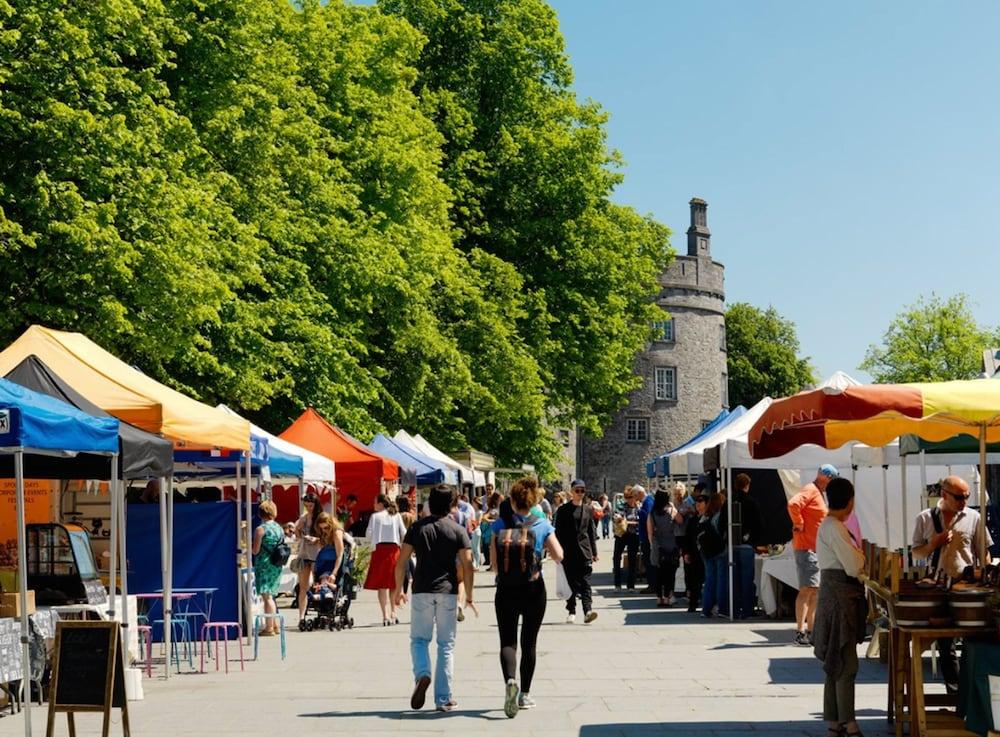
4, 545, 907, 737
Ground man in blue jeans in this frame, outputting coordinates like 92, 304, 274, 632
731, 473, 763, 619
395, 486, 477, 712
634, 486, 656, 593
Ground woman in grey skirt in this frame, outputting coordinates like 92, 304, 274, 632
812, 478, 867, 737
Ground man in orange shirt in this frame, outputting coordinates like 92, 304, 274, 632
787, 464, 837, 645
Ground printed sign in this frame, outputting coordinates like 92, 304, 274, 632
0, 410, 9, 435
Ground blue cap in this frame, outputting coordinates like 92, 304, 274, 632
571, 479, 586, 489
819, 464, 840, 478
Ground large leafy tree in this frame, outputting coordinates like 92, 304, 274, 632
379, 0, 672, 436
860, 294, 998, 383
725, 303, 815, 408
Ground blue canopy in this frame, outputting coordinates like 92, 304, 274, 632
369, 433, 457, 486
0, 376, 118, 454
646, 408, 741, 477
172, 429, 308, 478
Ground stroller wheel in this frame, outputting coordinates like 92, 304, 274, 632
329, 621, 336, 631
348, 618, 354, 629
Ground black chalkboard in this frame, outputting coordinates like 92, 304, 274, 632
50, 622, 121, 711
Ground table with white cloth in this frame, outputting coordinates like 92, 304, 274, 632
756, 547, 799, 616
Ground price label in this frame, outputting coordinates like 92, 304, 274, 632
0, 410, 9, 435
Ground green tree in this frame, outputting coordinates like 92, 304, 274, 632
725, 303, 815, 408
379, 0, 673, 436
860, 294, 998, 383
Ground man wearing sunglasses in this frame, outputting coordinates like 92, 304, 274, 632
555, 480, 599, 624
912, 474, 993, 694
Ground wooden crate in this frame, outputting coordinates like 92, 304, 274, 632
0, 591, 35, 618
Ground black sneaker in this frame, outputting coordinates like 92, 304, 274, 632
794, 631, 810, 646
411, 675, 431, 710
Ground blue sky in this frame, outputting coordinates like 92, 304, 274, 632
548, 1, 1000, 381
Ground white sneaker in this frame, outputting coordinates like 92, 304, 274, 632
504, 679, 520, 719
518, 693, 536, 709
566, 613, 576, 624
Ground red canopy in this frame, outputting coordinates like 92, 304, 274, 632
280, 408, 399, 512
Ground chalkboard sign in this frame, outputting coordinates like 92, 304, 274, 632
47, 621, 130, 737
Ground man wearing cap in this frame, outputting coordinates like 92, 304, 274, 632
555, 480, 599, 623
787, 465, 837, 645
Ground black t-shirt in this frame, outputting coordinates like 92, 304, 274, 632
403, 515, 471, 595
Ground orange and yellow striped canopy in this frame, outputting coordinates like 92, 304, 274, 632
748, 379, 1000, 459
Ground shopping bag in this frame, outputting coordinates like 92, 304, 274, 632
554, 563, 572, 600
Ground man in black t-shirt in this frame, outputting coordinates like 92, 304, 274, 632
394, 485, 476, 713
555, 480, 598, 624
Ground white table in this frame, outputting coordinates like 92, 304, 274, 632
757, 548, 799, 616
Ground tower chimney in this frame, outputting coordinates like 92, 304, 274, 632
687, 197, 711, 257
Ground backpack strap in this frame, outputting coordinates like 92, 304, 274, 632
502, 528, 513, 574
520, 530, 529, 572
930, 507, 943, 572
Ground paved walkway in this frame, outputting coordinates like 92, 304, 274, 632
5, 545, 904, 736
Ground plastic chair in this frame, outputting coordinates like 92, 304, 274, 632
200, 622, 244, 673
135, 624, 153, 677
153, 618, 194, 671
253, 612, 286, 661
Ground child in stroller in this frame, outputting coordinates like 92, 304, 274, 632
300, 524, 356, 632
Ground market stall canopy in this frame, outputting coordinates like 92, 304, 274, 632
4, 355, 173, 479
393, 430, 479, 485
369, 433, 457, 486
0, 325, 250, 450
0, 377, 119, 455
748, 379, 1000, 459
646, 407, 739, 478
280, 408, 397, 509
218, 405, 334, 482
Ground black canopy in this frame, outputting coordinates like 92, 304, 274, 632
3, 355, 174, 479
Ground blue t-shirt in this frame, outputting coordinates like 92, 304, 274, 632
637, 495, 654, 541
492, 513, 554, 560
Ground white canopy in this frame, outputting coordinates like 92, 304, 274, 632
218, 405, 335, 483
393, 430, 484, 486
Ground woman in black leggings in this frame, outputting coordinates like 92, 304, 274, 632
490, 477, 564, 719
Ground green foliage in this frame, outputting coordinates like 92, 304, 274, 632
860, 294, 998, 383
0, 0, 665, 475
725, 303, 815, 408
379, 0, 673, 435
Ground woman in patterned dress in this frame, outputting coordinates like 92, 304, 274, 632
253, 500, 284, 635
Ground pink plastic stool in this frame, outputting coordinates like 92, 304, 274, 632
135, 624, 153, 677
200, 622, 244, 673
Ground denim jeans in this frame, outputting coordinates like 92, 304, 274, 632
701, 552, 729, 616
601, 516, 610, 539
410, 593, 458, 706
733, 545, 756, 619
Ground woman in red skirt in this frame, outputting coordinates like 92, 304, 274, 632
365, 493, 407, 625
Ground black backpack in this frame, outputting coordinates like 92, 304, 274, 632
495, 501, 542, 586
696, 517, 725, 559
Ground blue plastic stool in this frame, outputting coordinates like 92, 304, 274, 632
154, 618, 194, 671
253, 613, 286, 661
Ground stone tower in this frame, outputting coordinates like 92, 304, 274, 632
577, 197, 727, 495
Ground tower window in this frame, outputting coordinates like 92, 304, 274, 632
559, 429, 570, 447
722, 373, 729, 409
652, 319, 675, 343
720, 323, 727, 351
626, 418, 650, 443
698, 237, 708, 252
654, 366, 677, 401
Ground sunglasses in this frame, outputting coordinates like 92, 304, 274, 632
944, 489, 971, 501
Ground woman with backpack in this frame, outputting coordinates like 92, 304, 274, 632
697, 490, 729, 618
252, 500, 285, 636
490, 477, 564, 719
647, 490, 683, 607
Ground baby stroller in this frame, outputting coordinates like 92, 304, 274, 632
300, 534, 356, 631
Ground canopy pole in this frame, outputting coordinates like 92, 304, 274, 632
299, 476, 305, 517
158, 476, 170, 679
901, 454, 909, 572
245, 451, 253, 646
119, 474, 131, 664
108, 453, 119, 620
166, 476, 175, 672
882, 465, 890, 550
235, 458, 243, 649
15, 451, 31, 737
980, 425, 988, 565
725, 455, 734, 622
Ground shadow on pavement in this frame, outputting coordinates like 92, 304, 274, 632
578, 716, 891, 736
300, 708, 508, 721
767, 656, 889, 685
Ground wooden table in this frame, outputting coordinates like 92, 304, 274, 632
898, 625, 990, 737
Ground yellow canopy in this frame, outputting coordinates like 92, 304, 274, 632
0, 326, 250, 450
